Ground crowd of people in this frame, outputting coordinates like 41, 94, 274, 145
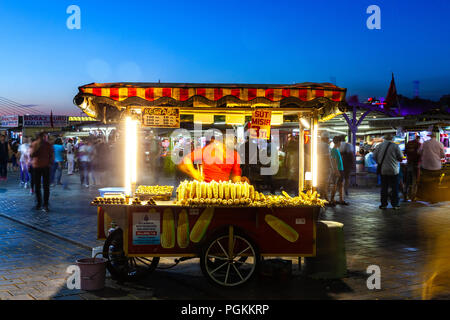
1, 127, 446, 212
0, 135, 20, 179
317, 133, 354, 207
317, 127, 446, 209
0, 132, 113, 212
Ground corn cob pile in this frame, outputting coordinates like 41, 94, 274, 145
91, 196, 156, 206
91, 196, 126, 205
136, 185, 174, 195
176, 181, 327, 207
250, 190, 327, 207
176, 180, 255, 206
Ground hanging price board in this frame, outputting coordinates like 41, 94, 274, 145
249, 109, 271, 140
141, 107, 180, 128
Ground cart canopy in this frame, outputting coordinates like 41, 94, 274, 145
74, 82, 347, 122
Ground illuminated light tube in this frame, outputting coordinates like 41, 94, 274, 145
312, 120, 318, 188
125, 117, 138, 196
300, 118, 310, 129
319, 112, 343, 122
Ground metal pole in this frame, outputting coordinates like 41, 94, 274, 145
298, 113, 305, 195
311, 115, 318, 191
351, 129, 357, 187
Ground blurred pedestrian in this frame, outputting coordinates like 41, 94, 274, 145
30, 132, 54, 212
148, 133, 162, 185
339, 135, 355, 196
329, 136, 347, 205
28, 138, 36, 194
78, 138, 93, 187
285, 134, 299, 194
51, 137, 65, 186
238, 133, 257, 183
18, 137, 31, 188
318, 132, 331, 203
0, 135, 10, 181
66, 138, 75, 175
10, 140, 20, 172
364, 148, 377, 173
417, 127, 445, 202
260, 137, 276, 194
373, 133, 403, 210
404, 135, 421, 201
87, 139, 96, 186
92, 138, 108, 186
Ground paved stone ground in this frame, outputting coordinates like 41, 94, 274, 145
0, 173, 102, 249
0, 171, 449, 300
0, 215, 88, 300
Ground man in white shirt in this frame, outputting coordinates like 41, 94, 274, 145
417, 128, 445, 202
65, 138, 75, 175
18, 137, 31, 188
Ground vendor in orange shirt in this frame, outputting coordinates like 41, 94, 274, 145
178, 134, 249, 183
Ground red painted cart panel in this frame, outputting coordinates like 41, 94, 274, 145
118, 206, 319, 257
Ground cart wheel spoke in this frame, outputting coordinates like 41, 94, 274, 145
135, 257, 154, 267
210, 261, 229, 275
229, 235, 235, 259
233, 259, 250, 265
216, 239, 229, 259
224, 264, 231, 284
232, 263, 244, 281
207, 255, 228, 261
234, 245, 251, 258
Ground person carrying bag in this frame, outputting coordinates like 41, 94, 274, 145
377, 142, 392, 176
373, 134, 404, 210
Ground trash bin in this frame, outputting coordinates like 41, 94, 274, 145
76, 253, 107, 291
303, 220, 347, 279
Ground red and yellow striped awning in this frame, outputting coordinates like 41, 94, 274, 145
78, 82, 346, 103
74, 82, 347, 121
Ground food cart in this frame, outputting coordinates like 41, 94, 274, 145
73, 82, 347, 287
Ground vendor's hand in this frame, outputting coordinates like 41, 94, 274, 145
193, 171, 204, 181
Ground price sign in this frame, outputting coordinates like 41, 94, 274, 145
141, 107, 180, 128
250, 109, 271, 140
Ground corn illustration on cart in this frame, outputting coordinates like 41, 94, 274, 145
76, 82, 347, 287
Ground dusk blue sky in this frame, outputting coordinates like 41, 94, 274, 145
1, 0, 449, 115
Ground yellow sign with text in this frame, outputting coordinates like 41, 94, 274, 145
250, 109, 271, 140
141, 107, 180, 128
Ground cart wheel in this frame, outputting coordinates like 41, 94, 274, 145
103, 228, 160, 282
200, 230, 260, 287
